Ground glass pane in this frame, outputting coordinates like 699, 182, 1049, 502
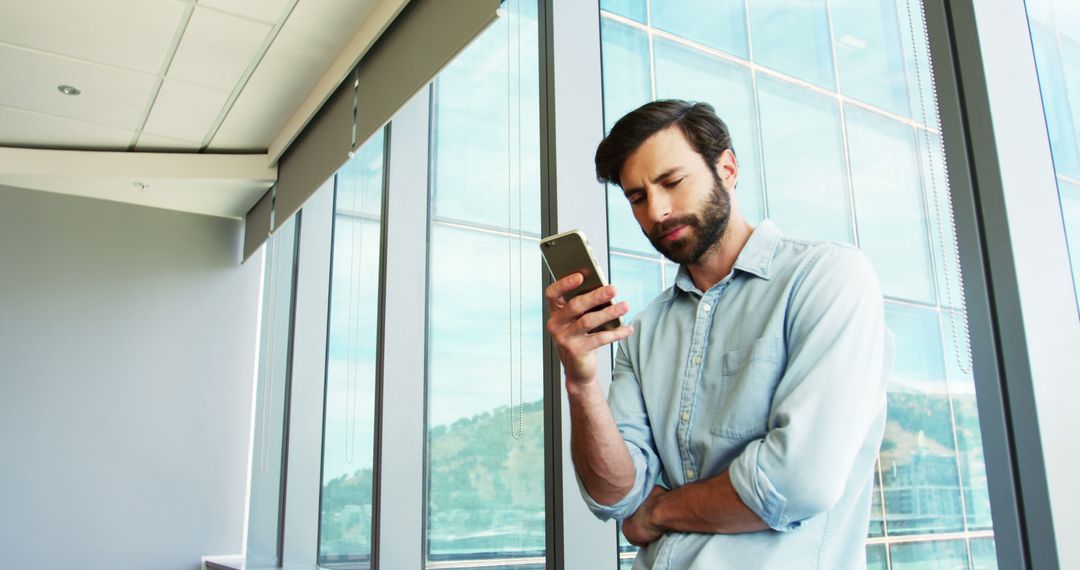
846, 105, 936, 304
832, 0, 912, 116
653, 38, 765, 224
866, 544, 887, 570
427, 2, 545, 564
610, 253, 663, 324
1060, 180, 1080, 308
920, 132, 965, 310
1030, 21, 1080, 179
889, 539, 969, 570
319, 132, 386, 563
1028, 1, 1080, 315
749, 0, 834, 89
617, 523, 637, 570
431, 0, 540, 233
427, 224, 546, 563
901, 0, 939, 131
651, 0, 748, 59
869, 465, 885, 537
757, 74, 853, 243
971, 538, 999, 570
246, 214, 298, 567
881, 303, 964, 536
601, 0, 646, 23
662, 260, 679, 288
608, 184, 656, 256
600, 17, 652, 134
944, 310, 992, 531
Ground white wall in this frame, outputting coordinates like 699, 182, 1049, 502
0, 185, 262, 570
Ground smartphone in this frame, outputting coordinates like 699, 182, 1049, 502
539, 229, 623, 333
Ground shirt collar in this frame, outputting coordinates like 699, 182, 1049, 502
732, 219, 781, 280
664, 220, 782, 299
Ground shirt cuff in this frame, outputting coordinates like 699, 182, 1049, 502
576, 442, 653, 522
729, 439, 801, 532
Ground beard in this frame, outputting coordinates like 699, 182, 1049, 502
645, 172, 732, 265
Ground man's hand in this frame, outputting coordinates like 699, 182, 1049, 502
622, 486, 668, 547
545, 273, 633, 387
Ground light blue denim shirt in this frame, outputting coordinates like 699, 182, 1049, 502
580, 220, 893, 570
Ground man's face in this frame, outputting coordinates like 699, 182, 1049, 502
618, 126, 736, 265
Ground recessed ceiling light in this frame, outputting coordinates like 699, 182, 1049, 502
57, 85, 81, 96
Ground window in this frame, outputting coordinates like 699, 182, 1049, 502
1026, 0, 1080, 314
236, 1, 1073, 567
318, 131, 387, 565
246, 214, 299, 567
598, 0, 996, 567
425, 0, 547, 566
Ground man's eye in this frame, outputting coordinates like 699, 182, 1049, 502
664, 177, 685, 189
629, 194, 645, 205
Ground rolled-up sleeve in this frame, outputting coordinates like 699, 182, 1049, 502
728, 246, 893, 531
577, 340, 664, 521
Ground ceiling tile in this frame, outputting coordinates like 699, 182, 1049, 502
209, 0, 380, 151
0, 0, 185, 74
0, 45, 157, 130
167, 7, 272, 90
143, 79, 230, 143
135, 133, 203, 152
197, 0, 295, 25
0, 106, 133, 150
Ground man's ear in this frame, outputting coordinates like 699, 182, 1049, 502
715, 149, 739, 190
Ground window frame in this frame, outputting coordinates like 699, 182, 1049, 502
923, 0, 1080, 568
242, 1, 1080, 568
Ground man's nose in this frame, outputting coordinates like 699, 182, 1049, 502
645, 191, 671, 225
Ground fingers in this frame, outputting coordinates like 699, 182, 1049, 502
582, 324, 634, 350
544, 272, 585, 308
566, 284, 618, 317
576, 300, 629, 333
622, 517, 652, 548
545, 276, 632, 368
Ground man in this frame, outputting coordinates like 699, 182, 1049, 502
545, 100, 893, 569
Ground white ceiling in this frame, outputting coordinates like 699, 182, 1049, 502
0, 0, 404, 218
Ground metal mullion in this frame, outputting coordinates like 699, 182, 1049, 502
537, 1, 563, 567
922, 0, 1074, 568
1059, 173, 1080, 187
866, 529, 995, 546
422, 79, 439, 570
431, 218, 545, 241
282, 179, 336, 566
645, 0, 656, 101
822, 0, 860, 250
744, 0, 769, 221
374, 92, 433, 570
540, 1, 617, 568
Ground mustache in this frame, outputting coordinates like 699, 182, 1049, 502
649, 215, 699, 241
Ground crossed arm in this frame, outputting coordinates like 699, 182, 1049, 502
566, 376, 766, 547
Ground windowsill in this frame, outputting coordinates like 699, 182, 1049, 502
202, 556, 347, 570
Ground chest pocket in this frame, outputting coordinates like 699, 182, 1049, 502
710, 335, 784, 439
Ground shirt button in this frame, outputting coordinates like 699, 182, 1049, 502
681, 411, 690, 422
693, 355, 702, 366
703, 303, 712, 312
686, 469, 696, 479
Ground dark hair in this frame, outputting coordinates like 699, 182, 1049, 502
595, 100, 734, 187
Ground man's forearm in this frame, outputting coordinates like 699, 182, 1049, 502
649, 471, 768, 534
567, 380, 636, 506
